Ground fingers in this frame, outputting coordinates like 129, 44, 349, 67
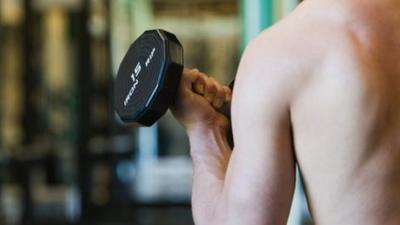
182, 68, 202, 87
193, 73, 206, 95
210, 78, 225, 108
194, 72, 231, 107
204, 77, 218, 103
214, 85, 231, 108
207, 78, 231, 107
183, 68, 232, 108
222, 86, 232, 102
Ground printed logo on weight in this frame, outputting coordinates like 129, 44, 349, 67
123, 48, 156, 107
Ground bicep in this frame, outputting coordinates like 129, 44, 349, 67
222, 41, 296, 225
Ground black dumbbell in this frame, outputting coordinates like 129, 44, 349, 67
113, 29, 234, 144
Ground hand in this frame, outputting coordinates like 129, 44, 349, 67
171, 68, 232, 131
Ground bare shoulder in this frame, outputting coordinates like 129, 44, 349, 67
233, 2, 333, 106
234, 0, 388, 95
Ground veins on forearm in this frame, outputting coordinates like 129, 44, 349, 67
188, 127, 232, 178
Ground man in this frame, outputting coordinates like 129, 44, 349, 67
171, 0, 400, 224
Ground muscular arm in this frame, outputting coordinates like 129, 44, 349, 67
187, 34, 298, 225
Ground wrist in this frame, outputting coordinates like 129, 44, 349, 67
187, 124, 226, 137
187, 125, 231, 167
187, 125, 229, 152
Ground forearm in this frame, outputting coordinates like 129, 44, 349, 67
188, 125, 294, 225
188, 126, 231, 225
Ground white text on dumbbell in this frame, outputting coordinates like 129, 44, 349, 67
124, 62, 141, 106
145, 48, 156, 67
124, 48, 156, 107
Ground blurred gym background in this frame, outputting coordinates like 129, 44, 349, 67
0, 0, 312, 224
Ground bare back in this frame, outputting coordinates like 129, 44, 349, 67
290, 1, 400, 224
187, 1, 400, 224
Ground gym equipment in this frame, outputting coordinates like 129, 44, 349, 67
114, 29, 184, 126
113, 29, 233, 143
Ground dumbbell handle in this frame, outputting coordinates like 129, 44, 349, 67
224, 79, 235, 147
217, 79, 235, 120
219, 97, 234, 148
218, 100, 231, 119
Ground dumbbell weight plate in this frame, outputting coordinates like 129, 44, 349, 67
114, 30, 184, 126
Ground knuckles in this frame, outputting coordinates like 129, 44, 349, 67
182, 68, 232, 105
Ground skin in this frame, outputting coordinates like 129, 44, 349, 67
171, 0, 400, 224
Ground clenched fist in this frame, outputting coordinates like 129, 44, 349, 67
171, 68, 232, 131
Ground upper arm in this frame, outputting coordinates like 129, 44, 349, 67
222, 33, 299, 225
